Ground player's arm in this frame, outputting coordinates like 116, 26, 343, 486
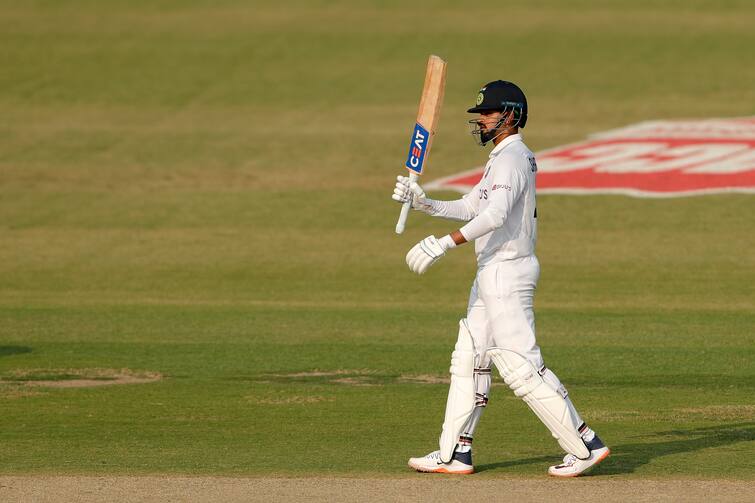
405, 161, 524, 275
457, 161, 525, 241
392, 175, 479, 221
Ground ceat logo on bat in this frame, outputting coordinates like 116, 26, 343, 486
405, 122, 430, 175
426, 117, 755, 197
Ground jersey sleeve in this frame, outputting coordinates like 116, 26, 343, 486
458, 155, 526, 242
460, 178, 483, 215
423, 177, 482, 222
425, 198, 477, 221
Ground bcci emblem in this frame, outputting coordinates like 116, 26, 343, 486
476, 92, 484, 106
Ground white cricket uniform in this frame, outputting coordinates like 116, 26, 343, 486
427, 134, 542, 368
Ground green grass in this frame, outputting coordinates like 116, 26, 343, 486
0, 0, 754, 478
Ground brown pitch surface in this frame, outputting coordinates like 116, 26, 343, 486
1, 476, 753, 503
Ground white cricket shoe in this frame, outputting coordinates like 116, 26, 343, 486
548, 435, 610, 477
408, 449, 474, 474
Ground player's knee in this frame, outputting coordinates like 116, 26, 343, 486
488, 348, 540, 396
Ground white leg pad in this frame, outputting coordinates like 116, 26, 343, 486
488, 348, 589, 459
439, 319, 476, 463
541, 367, 585, 429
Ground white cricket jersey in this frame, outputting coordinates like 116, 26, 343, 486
459, 134, 538, 267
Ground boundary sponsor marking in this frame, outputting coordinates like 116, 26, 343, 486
426, 117, 755, 197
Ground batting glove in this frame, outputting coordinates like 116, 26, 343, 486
392, 175, 434, 214
406, 235, 455, 274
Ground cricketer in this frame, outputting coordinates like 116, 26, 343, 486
392, 80, 611, 477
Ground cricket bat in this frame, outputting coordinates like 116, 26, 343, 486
395, 54, 447, 234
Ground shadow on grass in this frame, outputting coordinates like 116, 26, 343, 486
476, 422, 755, 475
0, 346, 32, 357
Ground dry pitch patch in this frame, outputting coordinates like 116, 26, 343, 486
0, 368, 161, 398
0, 476, 753, 502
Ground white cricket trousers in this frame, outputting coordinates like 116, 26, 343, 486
466, 255, 544, 369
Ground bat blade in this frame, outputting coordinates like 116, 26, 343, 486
396, 55, 447, 234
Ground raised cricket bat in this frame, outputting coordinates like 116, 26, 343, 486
395, 54, 447, 234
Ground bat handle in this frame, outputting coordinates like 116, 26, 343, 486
395, 172, 419, 234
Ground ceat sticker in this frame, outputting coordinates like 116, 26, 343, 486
426, 117, 755, 197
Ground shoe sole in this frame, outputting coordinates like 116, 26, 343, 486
547, 448, 611, 478
408, 462, 474, 475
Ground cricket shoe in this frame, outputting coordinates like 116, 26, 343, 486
408, 449, 474, 474
548, 435, 610, 478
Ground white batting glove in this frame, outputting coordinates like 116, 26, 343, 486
392, 176, 434, 214
406, 235, 455, 274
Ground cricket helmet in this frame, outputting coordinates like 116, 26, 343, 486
467, 80, 528, 129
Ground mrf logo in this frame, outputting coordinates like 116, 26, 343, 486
405, 122, 430, 175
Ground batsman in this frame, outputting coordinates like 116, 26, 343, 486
393, 80, 610, 477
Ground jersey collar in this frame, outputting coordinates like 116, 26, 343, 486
489, 133, 522, 158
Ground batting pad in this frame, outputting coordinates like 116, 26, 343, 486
439, 319, 477, 463
488, 348, 590, 459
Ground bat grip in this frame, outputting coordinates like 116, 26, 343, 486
395, 172, 419, 234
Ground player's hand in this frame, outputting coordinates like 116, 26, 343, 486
406, 235, 454, 274
392, 176, 434, 214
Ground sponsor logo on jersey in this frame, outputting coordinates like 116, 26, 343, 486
426, 118, 755, 197
405, 122, 430, 175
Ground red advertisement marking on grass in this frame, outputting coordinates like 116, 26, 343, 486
426, 118, 755, 197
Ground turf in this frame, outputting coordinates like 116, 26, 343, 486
0, 0, 754, 478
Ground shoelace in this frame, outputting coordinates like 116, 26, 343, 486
561, 454, 578, 466
428, 451, 441, 460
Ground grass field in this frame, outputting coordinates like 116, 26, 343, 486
1, 0, 754, 485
